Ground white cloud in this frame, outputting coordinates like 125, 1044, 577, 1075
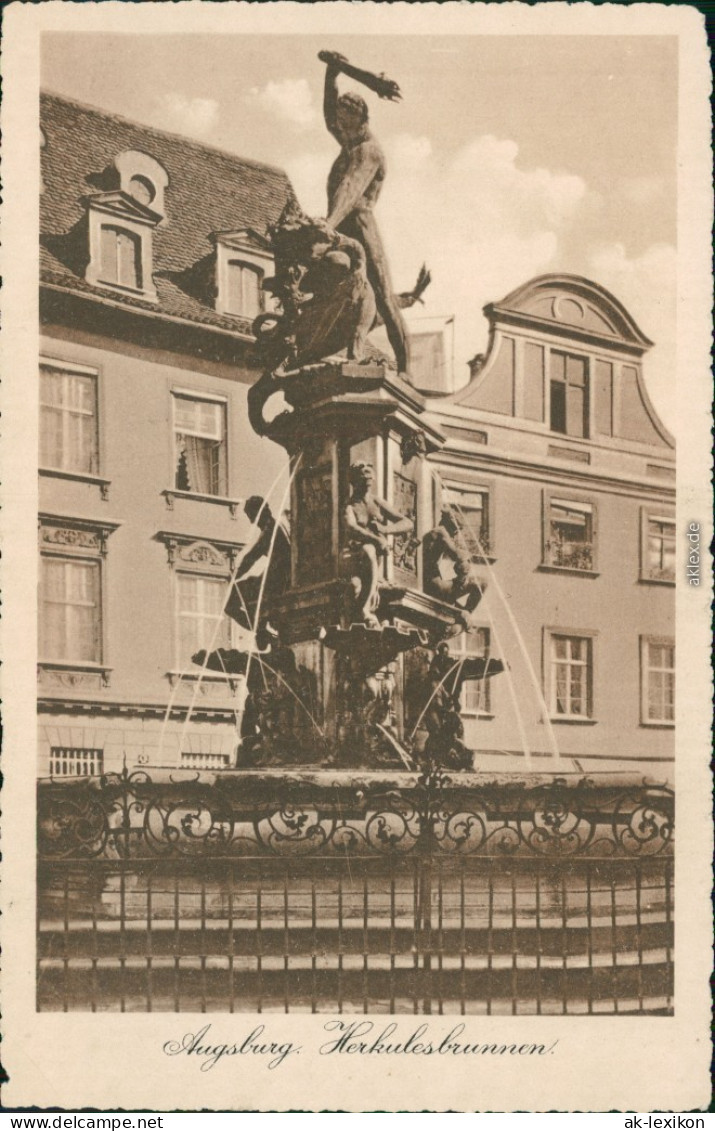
247, 79, 317, 130
375, 132, 587, 382
587, 242, 676, 430
155, 93, 219, 137
281, 129, 675, 432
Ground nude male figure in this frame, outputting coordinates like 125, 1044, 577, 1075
319, 50, 411, 375
342, 461, 413, 626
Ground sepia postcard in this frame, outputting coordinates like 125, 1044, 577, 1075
2, 1, 712, 1113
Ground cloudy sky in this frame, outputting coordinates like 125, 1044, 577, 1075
43, 33, 677, 427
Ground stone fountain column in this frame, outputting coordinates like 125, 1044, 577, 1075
258, 360, 466, 768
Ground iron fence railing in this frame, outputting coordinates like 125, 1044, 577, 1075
37, 768, 674, 1016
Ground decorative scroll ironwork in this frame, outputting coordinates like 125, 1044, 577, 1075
38, 767, 674, 862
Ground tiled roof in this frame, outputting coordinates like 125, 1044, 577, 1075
40, 92, 295, 333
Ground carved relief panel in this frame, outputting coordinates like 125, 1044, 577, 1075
295, 464, 334, 586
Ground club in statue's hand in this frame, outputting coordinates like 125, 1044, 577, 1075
318, 49, 402, 102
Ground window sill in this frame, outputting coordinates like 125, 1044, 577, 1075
95, 278, 157, 303
638, 575, 675, 587
549, 716, 597, 726
461, 711, 494, 720
538, 564, 599, 578
162, 489, 242, 518
640, 720, 675, 729
166, 670, 242, 690
38, 662, 112, 689
40, 467, 111, 500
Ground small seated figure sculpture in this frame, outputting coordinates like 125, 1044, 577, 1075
421, 642, 473, 771
422, 505, 486, 631
342, 461, 413, 626
224, 497, 291, 636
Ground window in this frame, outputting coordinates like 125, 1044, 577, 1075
100, 225, 143, 290
548, 632, 594, 720
49, 747, 104, 777
175, 573, 234, 668
180, 751, 232, 771
173, 394, 227, 497
641, 510, 675, 582
450, 627, 492, 715
40, 557, 102, 663
410, 331, 446, 391
40, 363, 98, 474
127, 174, 156, 207
641, 638, 675, 725
214, 231, 273, 320
544, 497, 595, 571
225, 261, 262, 320
443, 484, 492, 557
550, 351, 588, 437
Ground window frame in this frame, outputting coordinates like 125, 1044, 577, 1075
540, 489, 599, 575
449, 625, 494, 717
543, 626, 598, 724
40, 554, 103, 665
38, 515, 120, 681
640, 635, 675, 727
214, 232, 274, 322
39, 357, 107, 489
99, 223, 144, 292
639, 506, 676, 585
171, 389, 229, 500
223, 259, 264, 321
440, 477, 496, 561
173, 570, 239, 673
157, 532, 243, 686
85, 196, 159, 303
547, 348, 590, 439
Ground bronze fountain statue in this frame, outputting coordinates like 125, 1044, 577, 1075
199, 51, 504, 771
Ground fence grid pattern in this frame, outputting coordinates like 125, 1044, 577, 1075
37, 768, 674, 1015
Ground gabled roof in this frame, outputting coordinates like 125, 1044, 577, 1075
40, 91, 295, 335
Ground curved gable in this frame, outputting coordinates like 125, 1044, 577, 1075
491, 274, 653, 350
447, 273, 672, 451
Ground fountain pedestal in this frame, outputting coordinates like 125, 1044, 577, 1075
242, 359, 498, 769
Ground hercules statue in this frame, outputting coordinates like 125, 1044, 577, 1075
320, 50, 415, 375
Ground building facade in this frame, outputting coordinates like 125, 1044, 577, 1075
426, 276, 675, 773
38, 93, 675, 780
39, 93, 290, 776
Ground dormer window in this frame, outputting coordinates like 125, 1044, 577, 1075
85, 151, 168, 303
213, 229, 273, 323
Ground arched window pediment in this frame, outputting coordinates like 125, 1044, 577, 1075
113, 150, 169, 219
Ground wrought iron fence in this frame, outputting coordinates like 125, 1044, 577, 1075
37, 768, 674, 1015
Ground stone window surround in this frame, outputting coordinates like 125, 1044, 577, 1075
543, 625, 598, 724
38, 512, 122, 686
85, 196, 161, 303
39, 355, 111, 498
539, 488, 599, 576
156, 530, 244, 685
168, 385, 238, 506
639, 505, 676, 585
213, 230, 274, 319
639, 634, 675, 728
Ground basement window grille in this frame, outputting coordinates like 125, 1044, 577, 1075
49, 747, 104, 777
180, 751, 232, 771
